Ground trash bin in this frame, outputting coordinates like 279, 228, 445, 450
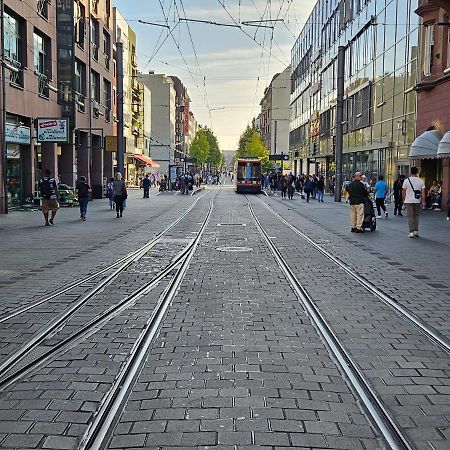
92, 184, 103, 199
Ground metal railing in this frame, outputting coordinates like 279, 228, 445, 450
37, 0, 49, 19
37, 72, 49, 98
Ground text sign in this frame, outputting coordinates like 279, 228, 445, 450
37, 119, 69, 143
104, 136, 118, 152
269, 154, 289, 161
5, 124, 31, 145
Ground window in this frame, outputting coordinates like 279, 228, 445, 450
103, 30, 111, 70
423, 24, 434, 76
103, 79, 111, 121
74, 1, 86, 48
34, 30, 51, 97
4, 11, 23, 86
90, 70, 100, 102
37, 0, 49, 19
90, 18, 100, 60
74, 59, 86, 111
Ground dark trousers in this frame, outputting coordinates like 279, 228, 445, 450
305, 191, 311, 202
375, 198, 386, 215
79, 197, 89, 216
394, 196, 403, 215
143, 186, 150, 198
281, 188, 287, 198
114, 195, 124, 215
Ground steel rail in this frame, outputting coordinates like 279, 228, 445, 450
260, 197, 450, 354
0, 194, 209, 380
0, 193, 206, 324
248, 200, 414, 450
0, 245, 189, 390
79, 196, 214, 450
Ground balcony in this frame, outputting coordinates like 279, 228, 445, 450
37, 72, 49, 98
5, 58, 23, 87
104, 53, 110, 71
105, 108, 111, 123
131, 52, 138, 67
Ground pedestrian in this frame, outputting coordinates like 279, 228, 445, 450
142, 174, 150, 198
374, 175, 389, 219
38, 169, 60, 226
304, 177, 314, 202
402, 166, 426, 238
280, 175, 288, 198
316, 176, 325, 202
287, 173, 295, 199
346, 171, 368, 233
106, 177, 115, 210
76, 176, 91, 221
393, 175, 405, 216
113, 172, 127, 218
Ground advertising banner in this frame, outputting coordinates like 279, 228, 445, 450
5, 124, 31, 145
37, 119, 69, 143
184, 101, 189, 134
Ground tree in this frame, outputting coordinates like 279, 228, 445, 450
189, 128, 210, 166
236, 126, 270, 172
202, 126, 222, 169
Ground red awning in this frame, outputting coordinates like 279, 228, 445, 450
132, 154, 160, 168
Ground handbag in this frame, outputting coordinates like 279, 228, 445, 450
122, 185, 128, 199
408, 178, 421, 200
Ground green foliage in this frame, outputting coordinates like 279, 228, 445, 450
236, 125, 270, 172
189, 128, 210, 165
203, 126, 222, 169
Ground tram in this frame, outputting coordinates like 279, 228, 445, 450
234, 157, 262, 194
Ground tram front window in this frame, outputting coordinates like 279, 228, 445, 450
237, 164, 261, 180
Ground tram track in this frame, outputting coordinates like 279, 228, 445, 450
79, 196, 215, 450
258, 196, 450, 355
0, 193, 210, 389
0, 193, 206, 324
246, 198, 414, 450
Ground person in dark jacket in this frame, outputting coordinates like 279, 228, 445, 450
346, 172, 368, 233
76, 176, 91, 221
393, 175, 405, 216
142, 174, 151, 198
280, 176, 288, 198
316, 176, 325, 202
304, 177, 314, 202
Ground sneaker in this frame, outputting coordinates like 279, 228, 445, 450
377, 215, 382, 219
408, 232, 414, 238
117, 213, 119, 218
413, 231, 419, 237
447, 217, 449, 221
385, 212, 388, 218
398, 213, 403, 216
355, 228, 365, 233
351, 227, 357, 232
49, 219, 54, 225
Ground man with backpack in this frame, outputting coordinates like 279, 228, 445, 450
346, 171, 368, 233
402, 167, 426, 238
38, 169, 60, 226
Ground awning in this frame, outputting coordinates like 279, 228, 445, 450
132, 154, 160, 168
409, 130, 441, 159
437, 131, 450, 158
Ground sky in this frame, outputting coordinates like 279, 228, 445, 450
113, 0, 315, 149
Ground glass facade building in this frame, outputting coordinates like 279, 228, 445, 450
290, 0, 419, 185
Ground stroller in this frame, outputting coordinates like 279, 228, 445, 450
362, 198, 377, 231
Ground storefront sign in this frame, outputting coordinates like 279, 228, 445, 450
105, 135, 118, 152
184, 101, 190, 134
5, 124, 31, 145
37, 118, 69, 142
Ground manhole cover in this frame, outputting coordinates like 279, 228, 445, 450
216, 246, 253, 252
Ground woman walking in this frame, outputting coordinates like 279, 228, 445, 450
76, 176, 91, 221
106, 177, 115, 210
280, 175, 288, 198
316, 176, 325, 202
113, 172, 127, 218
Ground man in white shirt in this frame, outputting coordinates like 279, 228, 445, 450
402, 167, 426, 238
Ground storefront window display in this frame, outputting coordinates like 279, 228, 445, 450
7, 144, 22, 207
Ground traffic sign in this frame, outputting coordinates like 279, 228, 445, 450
269, 154, 289, 161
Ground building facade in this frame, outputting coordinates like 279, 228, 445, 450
170, 76, 191, 164
413, 0, 450, 207
290, 0, 419, 185
138, 72, 176, 174
58, 0, 114, 193
1, 0, 61, 211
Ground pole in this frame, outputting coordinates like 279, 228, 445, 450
334, 45, 345, 202
116, 42, 124, 175
0, 0, 7, 214
87, 6, 92, 185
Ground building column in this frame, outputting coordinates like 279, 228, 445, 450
59, 142, 76, 186
91, 134, 103, 198
22, 143, 35, 197
103, 151, 113, 180
41, 142, 58, 179
77, 131, 89, 182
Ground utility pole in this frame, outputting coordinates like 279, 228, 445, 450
334, 45, 345, 202
0, 0, 7, 214
116, 42, 124, 175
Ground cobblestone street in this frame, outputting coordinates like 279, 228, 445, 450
0, 187, 449, 449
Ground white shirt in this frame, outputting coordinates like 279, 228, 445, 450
402, 176, 425, 204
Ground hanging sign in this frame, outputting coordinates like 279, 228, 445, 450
5, 124, 31, 144
37, 118, 69, 142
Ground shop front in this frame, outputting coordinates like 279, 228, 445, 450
127, 154, 160, 186
5, 123, 32, 209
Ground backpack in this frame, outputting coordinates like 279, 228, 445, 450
77, 181, 89, 198
40, 177, 54, 199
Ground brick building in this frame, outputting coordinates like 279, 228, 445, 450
413, 0, 450, 207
